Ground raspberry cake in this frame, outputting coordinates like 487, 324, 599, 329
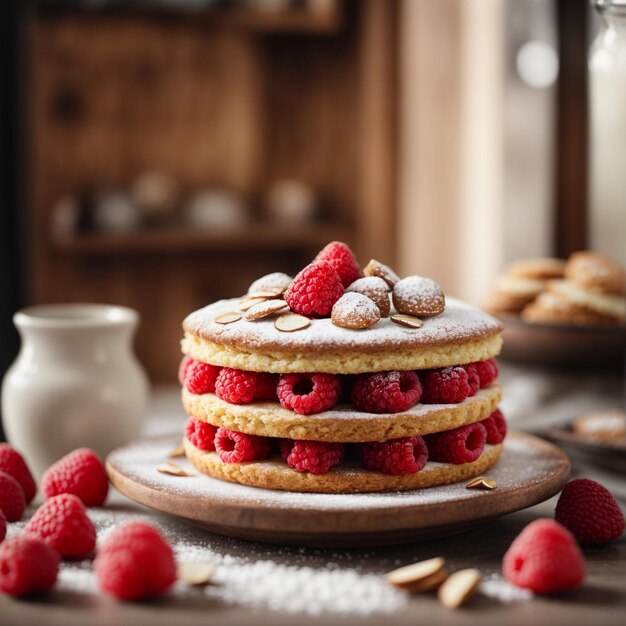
179, 242, 506, 493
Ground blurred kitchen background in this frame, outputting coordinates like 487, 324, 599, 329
0, 0, 623, 385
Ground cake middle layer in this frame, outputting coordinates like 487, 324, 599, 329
182, 384, 501, 442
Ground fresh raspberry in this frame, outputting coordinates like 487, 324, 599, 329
0, 444, 37, 504
178, 355, 194, 386
280, 440, 344, 475
0, 510, 6, 543
475, 358, 499, 388
425, 422, 487, 464
503, 519, 585, 594
481, 409, 507, 444
253, 372, 278, 401
42, 448, 108, 507
277, 373, 341, 415
215, 367, 265, 404
463, 363, 480, 396
421, 367, 471, 404
555, 478, 625, 545
184, 359, 221, 395
284, 261, 344, 317
214, 428, 271, 463
0, 471, 26, 522
185, 417, 218, 451
314, 241, 362, 288
351, 371, 422, 414
94, 521, 176, 600
25, 494, 96, 559
359, 436, 428, 475
0, 535, 59, 597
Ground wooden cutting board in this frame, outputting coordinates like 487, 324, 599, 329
106, 431, 570, 547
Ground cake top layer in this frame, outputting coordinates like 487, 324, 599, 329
183, 296, 502, 354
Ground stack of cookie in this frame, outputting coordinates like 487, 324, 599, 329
178, 242, 507, 494
488, 252, 625, 326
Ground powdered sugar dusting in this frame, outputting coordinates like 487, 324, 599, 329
480, 573, 534, 603
184, 297, 501, 351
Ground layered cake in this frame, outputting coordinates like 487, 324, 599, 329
178, 242, 506, 493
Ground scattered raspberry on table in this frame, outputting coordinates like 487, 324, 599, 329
0, 443, 37, 504
0, 470, 26, 522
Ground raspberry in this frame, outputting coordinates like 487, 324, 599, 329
280, 440, 344, 475
421, 367, 471, 404
314, 241, 362, 288
0, 535, 59, 597
184, 359, 221, 395
555, 478, 625, 545
277, 373, 341, 415
463, 363, 480, 396
42, 448, 108, 507
503, 519, 585, 594
185, 417, 218, 451
94, 521, 176, 601
214, 428, 271, 463
481, 409, 507, 444
0, 470, 26, 522
475, 358, 498, 388
0, 444, 37, 504
284, 261, 344, 317
0, 510, 6, 543
359, 436, 428, 475
425, 422, 486, 464
178, 355, 194, 386
351, 371, 422, 414
25, 494, 96, 559
253, 372, 278, 401
215, 367, 266, 404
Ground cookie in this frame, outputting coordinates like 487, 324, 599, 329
182, 384, 502, 443
572, 409, 626, 443
346, 277, 391, 317
248, 272, 293, 296
520, 292, 618, 326
182, 298, 503, 374
487, 276, 545, 314
547, 280, 625, 323
565, 251, 626, 296
506, 258, 566, 280
331, 292, 381, 330
184, 439, 503, 494
392, 276, 445, 317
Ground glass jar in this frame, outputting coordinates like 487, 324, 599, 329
588, 0, 626, 261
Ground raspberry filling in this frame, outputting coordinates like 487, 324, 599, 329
185, 410, 506, 476
181, 357, 499, 415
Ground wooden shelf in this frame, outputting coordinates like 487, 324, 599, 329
51, 224, 354, 256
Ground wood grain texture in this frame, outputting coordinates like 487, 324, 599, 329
24, 3, 399, 382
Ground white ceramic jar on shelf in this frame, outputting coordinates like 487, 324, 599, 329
1, 304, 148, 478
589, 0, 626, 261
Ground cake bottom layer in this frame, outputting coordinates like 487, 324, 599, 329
184, 439, 503, 494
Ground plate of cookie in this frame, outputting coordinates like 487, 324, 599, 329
548, 409, 626, 474
486, 252, 625, 367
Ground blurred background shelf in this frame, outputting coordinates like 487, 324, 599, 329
51, 224, 354, 255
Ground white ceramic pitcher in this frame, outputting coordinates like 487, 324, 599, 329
1, 304, 149, 479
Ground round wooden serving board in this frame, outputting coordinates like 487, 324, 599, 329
107, 431, 570, 548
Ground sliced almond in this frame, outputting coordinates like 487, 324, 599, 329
214, 311, 242, 325
386, 557, 448, 592
438, 568, 480, 609
177, 562, 214, 586
364, 259, 400, 288
156, 462, 192, 477
390, 314, 424, 329
246, 299, 289, 321
466, 476, 496, 490
274, 313, 311, 332
239, 297, 268, 311
243, 290, 282, 300
167, 442, 186, 458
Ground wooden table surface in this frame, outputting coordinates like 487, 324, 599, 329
1, 363, 624, 626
